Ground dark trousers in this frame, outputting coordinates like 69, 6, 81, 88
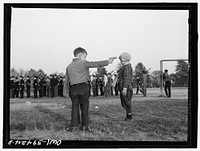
114, 85, 118, 96
136, 84, 143, 94
165, 81, 171, 97
120, 88, 133, 115
54, 86, 58, 97
100, 86, 104, 96
92, 87, 97, 97
44, 86, 46, 97
34, 88, 38, 98
58, 87, 63, 97
14, 89, 19, 98
50, 87, 54, 98
46, 87, 50, 97
27, 87, 30, 98
10, 89, 14, 98
70, 83, 90, 127
20, 89, 24, 99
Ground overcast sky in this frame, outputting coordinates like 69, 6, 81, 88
11, 8, 189, 75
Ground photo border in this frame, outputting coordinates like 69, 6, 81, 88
3, 3, 198, 148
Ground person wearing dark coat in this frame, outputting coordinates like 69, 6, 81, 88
26, 76, 31, 98
38, 77, 44, 97
33, 76, 38, 98
19, 76, 25, 99
136, 76, 143, 94
43, 77, 47, 97
50, 75, 55, 98
99, 77, 104, 96
46, 77, 50, 97
10, 76, 15, 98
14, 77, 19, 98
163, 69, 171, 98
58, 77, 64, 97
54, 75, 58, 97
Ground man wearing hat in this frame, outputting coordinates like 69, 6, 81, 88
26, 76, 31, 98
117, 52, 133, 121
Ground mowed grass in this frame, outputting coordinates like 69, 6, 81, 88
10, 88, 188, 141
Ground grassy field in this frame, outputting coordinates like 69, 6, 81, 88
9, 87, 188, 141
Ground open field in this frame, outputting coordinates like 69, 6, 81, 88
9, 88, 188, 141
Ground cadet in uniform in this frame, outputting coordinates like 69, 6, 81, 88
99, 77, 104, 96
26, 76, 31, 98
50, 75, 55, 98
10, 76, 15, 98
14, 77, 19, 98
19, 76, 25, 99
46, 77, 50, 97
33, 76, 38, 98
58, 76, 64, 97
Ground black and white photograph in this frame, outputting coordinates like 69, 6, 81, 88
3, 2, 198, 149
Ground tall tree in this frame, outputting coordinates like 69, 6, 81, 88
134, 62, 147, 77
36, 69, 45, 77
10, 67, 19, 77
175, 60, 189, 87
18, 68, 28, 76
150, 70, 162, 88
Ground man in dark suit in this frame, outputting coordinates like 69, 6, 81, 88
99, 77, 104, 96
14, 77, 19, 98
10, 76, 15, 98
33, 76, 38, 98
19, 76, 25, 99
58, 76, 64, 97
38, 77, 44, 98
26, 76, 31, 98
50, 75, 55, 98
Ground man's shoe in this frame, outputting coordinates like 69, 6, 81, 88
124, 114, 132, 121
65, 126, 77, 132
81, 126, 93, 132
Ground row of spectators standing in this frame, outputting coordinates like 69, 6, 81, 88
10, 75, 64, 99
90, 73, 119, 97
10, 72, 139, 99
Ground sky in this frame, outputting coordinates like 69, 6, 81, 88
11, 8, 189, 75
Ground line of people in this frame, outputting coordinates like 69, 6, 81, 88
10, 75, 64, 99
90, 73, 118, 97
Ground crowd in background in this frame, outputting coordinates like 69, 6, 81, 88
9, 74, 64, 99
10, 70, 156, 99
10, 72, 142, 99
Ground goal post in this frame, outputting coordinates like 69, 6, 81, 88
159, 59, 188, 97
